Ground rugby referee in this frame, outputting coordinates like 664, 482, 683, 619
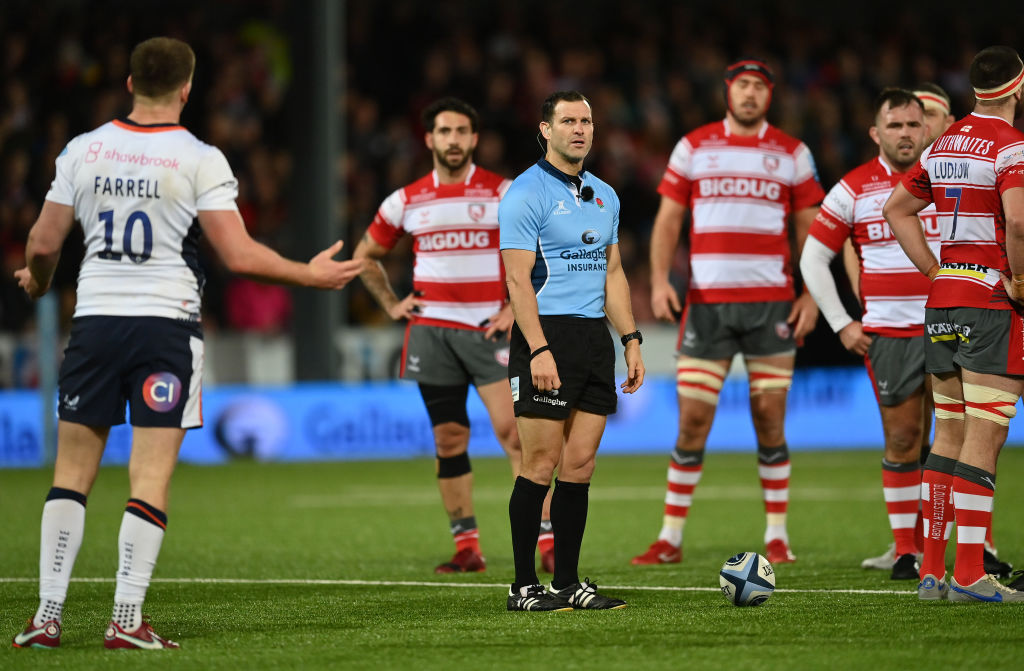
499, 91, 645, 611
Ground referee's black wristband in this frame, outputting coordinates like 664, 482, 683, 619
530, 345, 551, 360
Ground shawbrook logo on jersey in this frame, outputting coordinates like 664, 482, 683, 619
561, 247, 606, 272
104, 148, 181, 169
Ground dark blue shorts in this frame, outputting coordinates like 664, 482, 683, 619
58, 316, 204, 428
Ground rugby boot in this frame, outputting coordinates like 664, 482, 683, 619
765, 539, 796, 564
540, 547, 556, 574
949, 574, 1024, 603
103, 617, 179, 649
507, 584, 573, 612
434, 547, 486, 574
12, 619, 61, 648
861, 543, 897, 570
891, 553, 920, 580
631, 539, 682, 565
550, 578, 627, 610
917, 574, 949, 601
983, 544, 1013, 579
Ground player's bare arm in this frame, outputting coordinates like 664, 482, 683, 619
999, 186, 1024, 303
502, 247, 560, 392
198, 209, 364, 289
15, 201, 76, 299
882, 183, 937, 278
352, 230, 423, 320
604, 243, 645, 394
649, 195, 686, 321
788, 205, 820, 339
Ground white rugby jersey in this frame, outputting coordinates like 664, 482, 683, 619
903, 112, 1024, 310
368, 164, 511, 329
811, 157, 940, 336
46, 119, 238, 320
658, 120, 825, 304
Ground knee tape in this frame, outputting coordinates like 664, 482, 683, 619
932, 392, 965, 421
677, 358, 727, 405
437, 451, 472, 478
747, 361, 793, 395
419, 383, 470, 427
963, 383, 1018, 427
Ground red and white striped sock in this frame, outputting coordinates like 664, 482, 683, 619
881, 461, 921, 557
952, 466, 995, 586
919, 462, 954, 580
450, 516, 480, 553
537, 519, 554, 555
758, 445, 790, 543
658, 449, 704, 547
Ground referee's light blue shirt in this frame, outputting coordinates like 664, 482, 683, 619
499, 160, 620, 318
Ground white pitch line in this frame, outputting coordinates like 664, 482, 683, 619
0, 576, 915, 595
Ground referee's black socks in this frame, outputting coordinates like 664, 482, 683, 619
550, 478, 590, 591
509, 476, 549, 590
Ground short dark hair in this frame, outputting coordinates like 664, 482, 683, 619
969, 46, 1022, 91
421, 97, 479, 132
129, 37, 195, 99
874, 87, 923, 119
541, 91, 591, 124
915, 82, 951, 107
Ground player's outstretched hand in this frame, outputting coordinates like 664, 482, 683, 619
1000, 273, 1024, 305
620, 344, 645, 394
481, 303, 514, 341
788, 292, 819, 341
650, 280, 682, 323
309, 240, 365, 290
14, 267, 47, 299
838, 321, 871, 356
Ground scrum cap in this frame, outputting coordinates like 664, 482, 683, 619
724, 58, 774, 87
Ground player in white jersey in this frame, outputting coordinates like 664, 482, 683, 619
11, 38, 363, 650
885, 45, 1024, 602
801, 89, 936, 580
632, 58, 824, 568
353, 98, 554, 575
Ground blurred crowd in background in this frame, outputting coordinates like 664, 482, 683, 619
2, 0, 1023, 387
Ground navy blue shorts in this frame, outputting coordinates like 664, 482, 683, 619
58, 316, 204, 428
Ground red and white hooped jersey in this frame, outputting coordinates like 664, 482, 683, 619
46, 119, 239, 320
658, 119, 825, 304
368, 164, 511, 329
810, 157, 940, 337
903, 112, 1024, 310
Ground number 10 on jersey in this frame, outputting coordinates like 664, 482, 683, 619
98, 209, 153, 263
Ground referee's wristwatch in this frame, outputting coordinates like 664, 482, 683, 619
620, 330, 643, 347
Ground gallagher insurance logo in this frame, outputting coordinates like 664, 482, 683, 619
143, 372, 183, 412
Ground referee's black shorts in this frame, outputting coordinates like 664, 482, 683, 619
509, 315, 617, 419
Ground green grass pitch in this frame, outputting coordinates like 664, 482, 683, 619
3, 449, 1024, 669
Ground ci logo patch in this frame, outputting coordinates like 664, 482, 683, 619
143, 372, 182, 412
581, 229, 601, 244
